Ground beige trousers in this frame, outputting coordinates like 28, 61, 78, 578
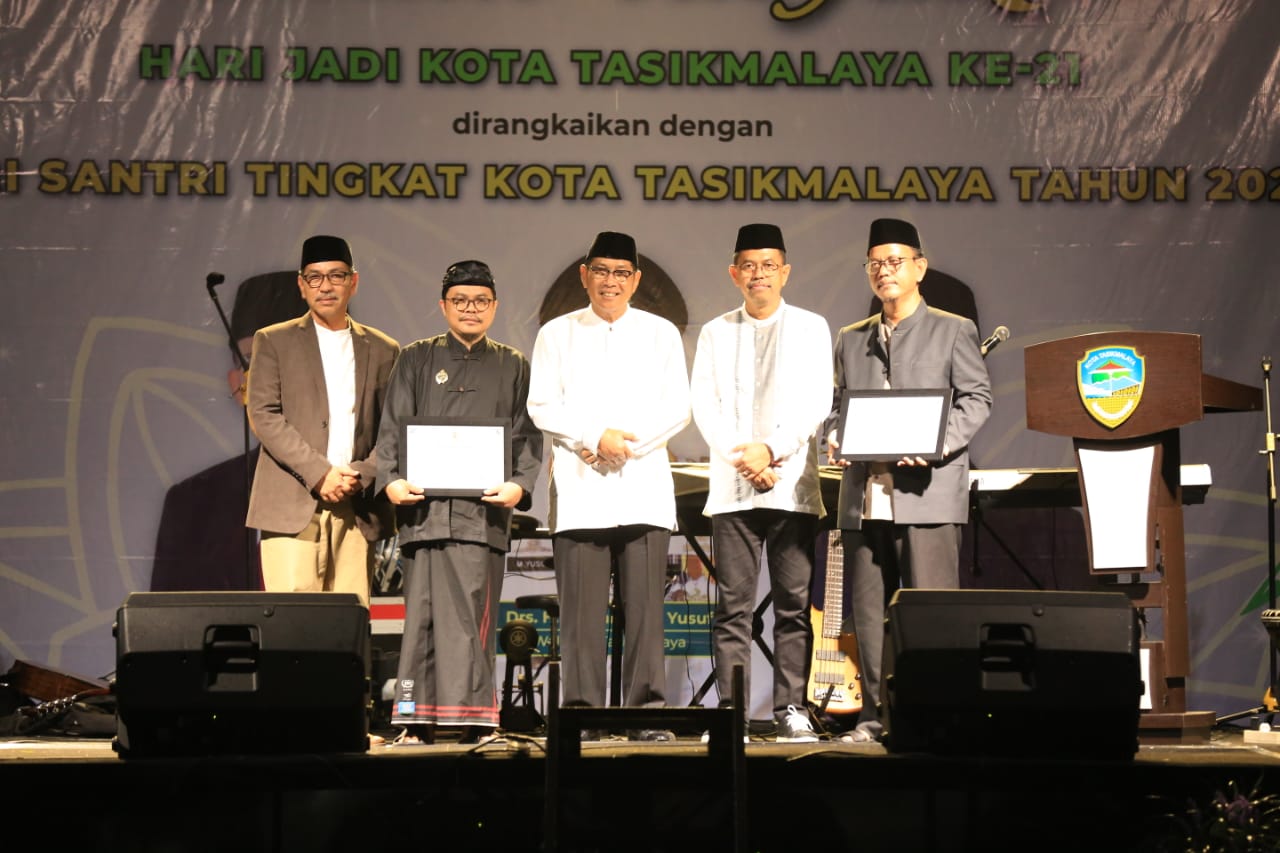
260, 501, 373, 605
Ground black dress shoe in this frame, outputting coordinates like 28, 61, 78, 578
457, 726, 494, 744
627, 729, 676, 742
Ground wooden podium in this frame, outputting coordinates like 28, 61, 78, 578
1024, 331, 1262, 743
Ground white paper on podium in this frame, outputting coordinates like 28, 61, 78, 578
1078, 444, 1155, 570
1139, 647, 1152, 711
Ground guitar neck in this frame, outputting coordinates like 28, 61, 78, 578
808, 528, 863, 715
822, 529, 844, 636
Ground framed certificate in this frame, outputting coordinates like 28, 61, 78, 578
399, 417, 511, 496
835, 389, 952, 461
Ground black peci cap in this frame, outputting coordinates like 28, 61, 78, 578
867, 218, 921, 253
734, 223, 786, 253
585, 231, 638, 266
299, 234, 353, 270
441, 260, 496, 298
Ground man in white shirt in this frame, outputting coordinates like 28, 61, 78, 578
246, 234, 400, 605
527, 231, 691, 741
690, 223, 832, 742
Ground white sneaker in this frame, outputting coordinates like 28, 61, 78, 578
776, 705, 818, 743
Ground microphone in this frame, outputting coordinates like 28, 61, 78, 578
204, 271, 246, 370
980, 325, 1010, 357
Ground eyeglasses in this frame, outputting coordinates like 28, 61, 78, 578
447, 296, 494, 311
301, 270, 354, 287
735, 260, 781, 276
587, 265, 635, 283
863, 256, 920, 276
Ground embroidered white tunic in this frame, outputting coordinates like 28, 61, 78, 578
690, 300, 831, 519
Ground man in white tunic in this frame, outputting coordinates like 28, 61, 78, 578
528, 231, 691, 741
690, 223, 832, 742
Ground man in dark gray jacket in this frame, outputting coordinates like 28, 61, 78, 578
827, 218, 992, 743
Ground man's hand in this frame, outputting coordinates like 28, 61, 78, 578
597, 428, 638, 467
749, 468, 780, 492
318, 464, 362, 503
482, 481, 524, 508
385, 478, 425, 505
827, 434, 850, 468
896, 456, 931, 468
731, 442, 774, 478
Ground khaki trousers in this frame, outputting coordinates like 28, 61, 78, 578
260, 501, 373, 605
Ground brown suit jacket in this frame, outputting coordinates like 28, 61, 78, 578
245, 312, 400, 540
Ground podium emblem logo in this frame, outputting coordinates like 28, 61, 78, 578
1077, 345, 1145, 428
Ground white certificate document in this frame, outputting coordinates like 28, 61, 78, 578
401, 418, 510, 495
837, 389, 951, 461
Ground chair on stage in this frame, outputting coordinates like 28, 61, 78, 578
499, 593, 562, 734
514, 593, 562, 663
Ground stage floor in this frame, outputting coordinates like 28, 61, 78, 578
5, 724, 1280, 852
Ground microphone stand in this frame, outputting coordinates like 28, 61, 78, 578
1217, 356, 1278, 726
206, 273, 256, 590
1262, 357, 1277, 713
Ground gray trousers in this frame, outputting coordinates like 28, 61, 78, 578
843, 521, 961, 727
710, 509, 818, 718
553, 525, 670, 708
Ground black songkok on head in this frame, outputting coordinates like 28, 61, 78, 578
441, 260, 496, 298
299, 234, 353, 270
734, 223, 786, 253
585, 231, 638, 266
866, 218, 922, 253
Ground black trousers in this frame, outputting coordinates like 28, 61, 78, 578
710, 509, 818, 718
843, 521, 961, 726
553, 525, 670, 708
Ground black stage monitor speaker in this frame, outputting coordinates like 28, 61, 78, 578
112, 592, 371, 758
881, 589, 1142, 760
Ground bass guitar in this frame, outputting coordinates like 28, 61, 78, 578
806, 529, 862, 714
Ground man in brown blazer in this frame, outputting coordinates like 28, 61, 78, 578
246, 234, 400, 604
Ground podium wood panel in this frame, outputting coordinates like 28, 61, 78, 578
1025, 331, 1261, 440
1028, 332, 1197, 439
1024, 331, 1261, 737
